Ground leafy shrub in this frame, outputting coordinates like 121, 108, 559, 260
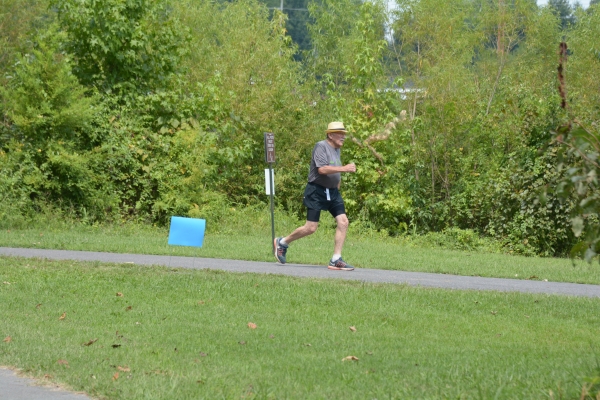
0, 27, 118, 221
471, 147, 575, 256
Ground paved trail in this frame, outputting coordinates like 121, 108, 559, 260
1, 246, 600, 399
2, 247, 600, 297
0, 368, 89, 400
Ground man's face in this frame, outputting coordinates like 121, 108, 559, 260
328, 132, 346, 148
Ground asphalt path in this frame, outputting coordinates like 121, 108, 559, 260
1, 246, 600, 400
0, 368, 89, 400
2, 247, 600, 297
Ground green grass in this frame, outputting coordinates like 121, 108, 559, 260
0, 206, 598, 284
1, 256, 599, 399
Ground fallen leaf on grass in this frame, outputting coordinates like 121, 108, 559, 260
349, 326, 357, 332
59, 312, 66, 320
247, 322, 257, 329
342, 356, 359, 362
57, 359, 69, 367
199, 352, 208, 357
112, 344, 122, 348
490, 311, 497, 315
125, 306, 132, 311
112, 372, 119, 381
117, 366, 130, 372
43, 374, 52, 379
269, 335, 275, 339
83, 338, 98, 346
36, 303, 42, 309
116, 292, 123, 297
304, 343, 312, 347
3, 336, 11, 343
197, 301, 205, 305
527, 275, 539, 280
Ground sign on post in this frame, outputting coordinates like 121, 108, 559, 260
264, 133, 276, 253
264, 132, 275, 163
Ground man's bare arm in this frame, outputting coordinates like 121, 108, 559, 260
318, 163, 356, 175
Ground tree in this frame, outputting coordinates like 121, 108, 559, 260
547, 0, 574, 28
0, 0, 50, 86
51, 0, 189, 96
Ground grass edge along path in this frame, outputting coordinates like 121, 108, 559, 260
1, 256, 600, 399
1, 222, 599, 285
2, 248, 600, 298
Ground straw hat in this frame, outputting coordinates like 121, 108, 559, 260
326, 121, 347, 134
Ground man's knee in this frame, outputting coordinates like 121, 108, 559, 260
336, 214, 349, 230
304, 221, 319, 234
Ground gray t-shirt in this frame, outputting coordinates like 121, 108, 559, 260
307, 140, 342, 188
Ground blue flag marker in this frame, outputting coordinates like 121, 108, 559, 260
168, 216, 206, 248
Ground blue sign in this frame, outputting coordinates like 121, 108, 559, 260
168, 216, 206, 248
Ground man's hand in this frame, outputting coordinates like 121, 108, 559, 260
344, 163, 356, 173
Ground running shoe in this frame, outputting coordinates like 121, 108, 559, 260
328, 257, 354, 271
274, 237, 288, 264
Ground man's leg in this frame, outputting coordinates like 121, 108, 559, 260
327, 213, 353, 271
333, 213, 349, 255
284, 220, 318, 244
274, 209, 320, 264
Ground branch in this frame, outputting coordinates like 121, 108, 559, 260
351, 111, 407, 166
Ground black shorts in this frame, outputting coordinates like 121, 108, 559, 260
303, 182, 346, 222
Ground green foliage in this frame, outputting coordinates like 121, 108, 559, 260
548, 33, 600, 263
547, 0, 574, 29
0, 0, 50, 85
176, 0, 321, 215
307, 0, 412, 232
305, 0, 362, 83
0, 27, 116, 220
51, 0, 189, 95
476, 149, 575, 256
0, 0, 599, 258
565, 7, 600, 127
552, 120, 600, 262
413, 227, 502, 253
580, 364, 600, 400
1, 28, 96, 147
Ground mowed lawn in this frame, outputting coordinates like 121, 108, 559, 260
1, 256, 599, 399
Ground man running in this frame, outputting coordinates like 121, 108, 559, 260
274, 121, 356, 270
